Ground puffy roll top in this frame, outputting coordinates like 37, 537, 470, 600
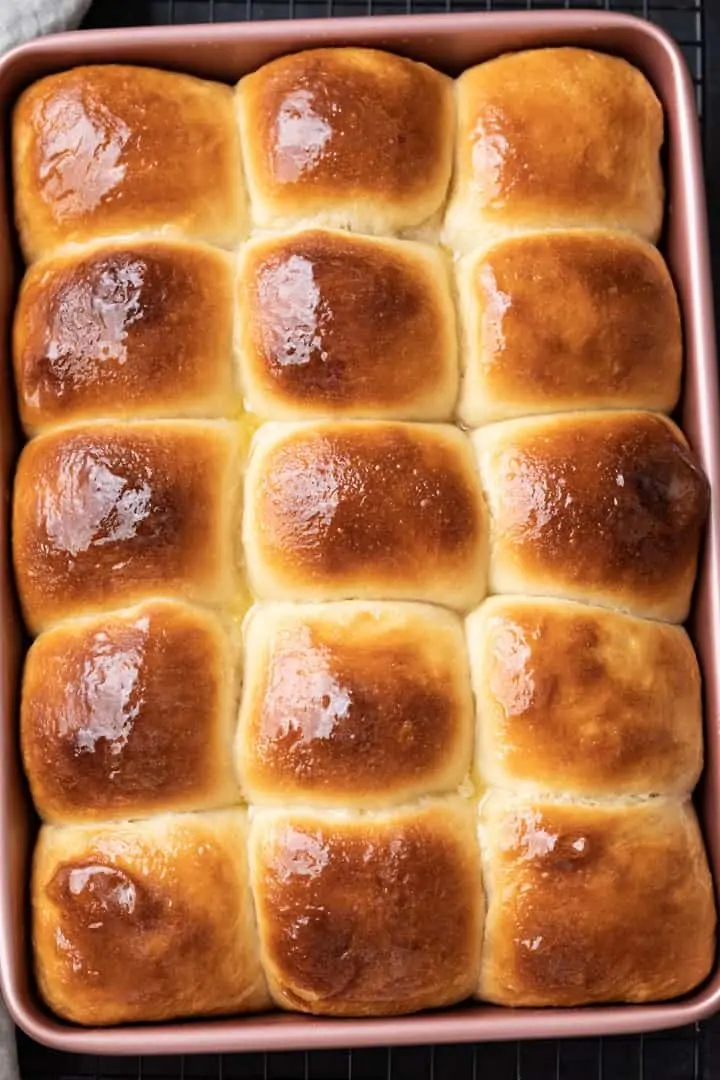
475, 411, 709, 623
243, 420, 488, 609
13, 65, 246, 261
238, 601, 474, 807
14, 239, 237, 433
237, 47, 454, 236
237, 229, 457, 421
444, 47, 664, 253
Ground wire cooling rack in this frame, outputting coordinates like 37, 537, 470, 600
16, 0, 720, 1077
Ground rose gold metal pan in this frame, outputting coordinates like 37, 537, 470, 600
0, 9, 717, 1055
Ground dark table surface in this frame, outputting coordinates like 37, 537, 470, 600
16, 1, 720, 1077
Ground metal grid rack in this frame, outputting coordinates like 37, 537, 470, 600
16, 0, 720, 1077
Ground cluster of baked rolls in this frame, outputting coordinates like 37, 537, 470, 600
11, 45, 715, 1027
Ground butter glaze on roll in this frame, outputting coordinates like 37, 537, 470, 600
13, 421, 242, 634
11, 46, 715, 1026
475, 411, 708, 623
250, 799, 482, 1016
14, 239, 237, 434
237, 229, 457, 420
243, 421, 488, 609
22, 600, 240, 824
444, 48, 664, 254
479, 793, 716, 1006
32, 811, 270, 1025
238, 601, 473, 806
456, 231, 681, 426
237, 48, 453, 236
13, 65, 246, 262
468, 596, 702, 797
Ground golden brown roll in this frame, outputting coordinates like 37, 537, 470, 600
32, 810, 270, 1025
243, 421, 488, 609
444, 48, 664, 254
237, 48, 453, 236
13, 65, 246, 263
250, 798, 482, 1016
238, 601, 473, 806
467, 596, 702, 797
474, 411, 708, 623
456, 231, 681, 426
13, 420, 242, 634
479, 793, 716, 1006
22, 600, 240, 824
14, 239, 237, 434
236, 229, 458, 421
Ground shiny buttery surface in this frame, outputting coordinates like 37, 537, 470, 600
244, 421, 487, 609
238, 601, 473, 806
14, 240, 236, 433
32, 811, 270, 1025
468, 596, 702, 796
475, 411, 709, 623
444, 47, 664, 252
479, 794, 716, 1006
250, 799, 483, 1016
12, 65, 246, 262
237, 229, 457, 420
237, 47, 453, 233
457, 230, 682, 425
22, 600, 239, 823
12, 421, 240, 634
0, 14, 718, 1052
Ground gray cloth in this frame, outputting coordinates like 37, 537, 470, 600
0, 0, 91, 54
0, 2, 90, 1077
0, 995, 17, 1080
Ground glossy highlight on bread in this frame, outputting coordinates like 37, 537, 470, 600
13, 65, 246, 262
475, 411, 708, 623
238, 601, 474, 806
445, 48, 664, 253
237, 229, 457, 420
13, 420, 242, 634
14, 239, 237, 434
243, 420, 488, 609
13, 44, 715, 1026
468, 596, 702, 797
22, 600, 240, 824
237, 48, 454, 236
479, 794, 715, 1007
32, 811, 270, 1025
250, 799, 483, 1016
456, 230, 681, 425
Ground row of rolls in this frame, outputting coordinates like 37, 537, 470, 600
14, 227, 680, 433
10, 43, 716, 1026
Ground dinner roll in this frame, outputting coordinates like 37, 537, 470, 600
13, 65, 245, 262
237, 229, 457, 421
22, 600, 240, 824
479, 793, 716, 1006
14, 239, 237, 434
467, 596, 702, 798
238, 601, 473, 807
456, 230, 681, 426
32, 810, 270, 1025
444, 48, 663, 254
474, 411, 708, 623
13, 420, 242, 634
250, 798, 482, 1016
237, 48, 453, 236
243, 421, 487, 609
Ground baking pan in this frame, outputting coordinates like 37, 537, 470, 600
0, 9, 717, 1056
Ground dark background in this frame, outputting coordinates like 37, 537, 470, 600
16, 0, 720, 1076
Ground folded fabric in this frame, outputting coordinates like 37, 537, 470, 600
0, 0, 90, 54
